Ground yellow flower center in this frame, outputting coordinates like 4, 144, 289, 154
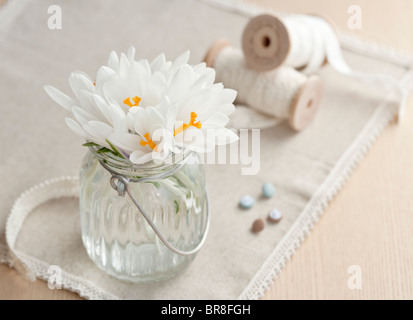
174, 112, 202, 136
140, 133, 158, 151
124, 96, 141, 108
139, 113, 202, 152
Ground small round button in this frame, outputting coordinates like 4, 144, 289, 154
239, 195, 255, 210
268, 209, 282, 223
252, 218, 266, 233
262, 183, 275, 198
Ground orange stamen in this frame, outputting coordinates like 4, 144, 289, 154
124, 96, 141, 108
140, 133, 158, 151
174, 112, 202, 136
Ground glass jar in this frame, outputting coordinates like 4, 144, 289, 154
79, 147, 208, 283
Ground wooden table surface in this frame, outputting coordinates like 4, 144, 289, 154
1, 0, 413, 300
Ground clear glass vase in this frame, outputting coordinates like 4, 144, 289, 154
79, 148, 208, 283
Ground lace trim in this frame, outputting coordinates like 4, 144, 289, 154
4, 176, 120, 300
0, 244, 11, 266
16, 250, 120, 300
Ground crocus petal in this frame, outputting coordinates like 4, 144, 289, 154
119, 53, 130, 78
142, 72, 166, 107
183, 127, 215, 153
109, 132, 140, 152
203, 112, 230, 128
69, 72, 95, 99
44, 85, 75, 111
96, 66, 117, 84
214, 128, 239, 145
192, 62, 207, 74
219, 103, 236, 116
107, 51, 120, 72
172, 50, 190, 70
130, 150, 154, 164
138, 58, 151, 75
127, 46, 136, 63
93, 95, 125, 127
71, 105, 97, 125
83, 121, 113, 142
221, 88, 237, 104
65, 118, 87, 138
78, 89, 106, 122
168, 65, 190, 103
132, 108, 149, 137
191, 68, 216, 90
165, 105, 178, 131
109, 103, 128, 133
150, 53, 166, 72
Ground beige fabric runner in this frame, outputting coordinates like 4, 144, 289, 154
0, 0, 412, 300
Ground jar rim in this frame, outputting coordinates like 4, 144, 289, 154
88, 145, 191, 178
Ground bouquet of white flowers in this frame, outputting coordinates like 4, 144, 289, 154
45, 47, 238, 164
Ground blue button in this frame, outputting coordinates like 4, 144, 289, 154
239, 195, 255, 209
262, 183, 275, 198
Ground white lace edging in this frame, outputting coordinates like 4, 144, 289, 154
5, 176, 120, 300
15, 250, 120, 300
0, 243, 11, 266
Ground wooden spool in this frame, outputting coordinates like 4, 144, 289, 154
242, 14, 338, 72
204, 39, 323, 131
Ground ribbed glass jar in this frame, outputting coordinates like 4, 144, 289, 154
79, 148, 207, 283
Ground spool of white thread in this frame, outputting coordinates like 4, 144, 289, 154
242, 14, 339, 73
204, 40, 323, 131
241, 14, 408, 122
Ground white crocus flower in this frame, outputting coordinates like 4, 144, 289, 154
110, 99, 177, 164
45, 47, 238, 164
101, 49, 238, 153
165, 59, 238, 152
45, 72, 128, 152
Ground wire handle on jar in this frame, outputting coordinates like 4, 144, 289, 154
99, 160, 210, 256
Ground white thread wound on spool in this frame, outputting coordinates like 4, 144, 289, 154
308, 15, 408, 119
243, 14, 407, 121
242, 14, 339, 73
250, 14, 402, 93
214, 46, 307, 120
283, 15, 342, 74
285, 16, 314, 69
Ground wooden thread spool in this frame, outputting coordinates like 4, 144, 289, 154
242, 14, 338, 72
204, 39, 323, 131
